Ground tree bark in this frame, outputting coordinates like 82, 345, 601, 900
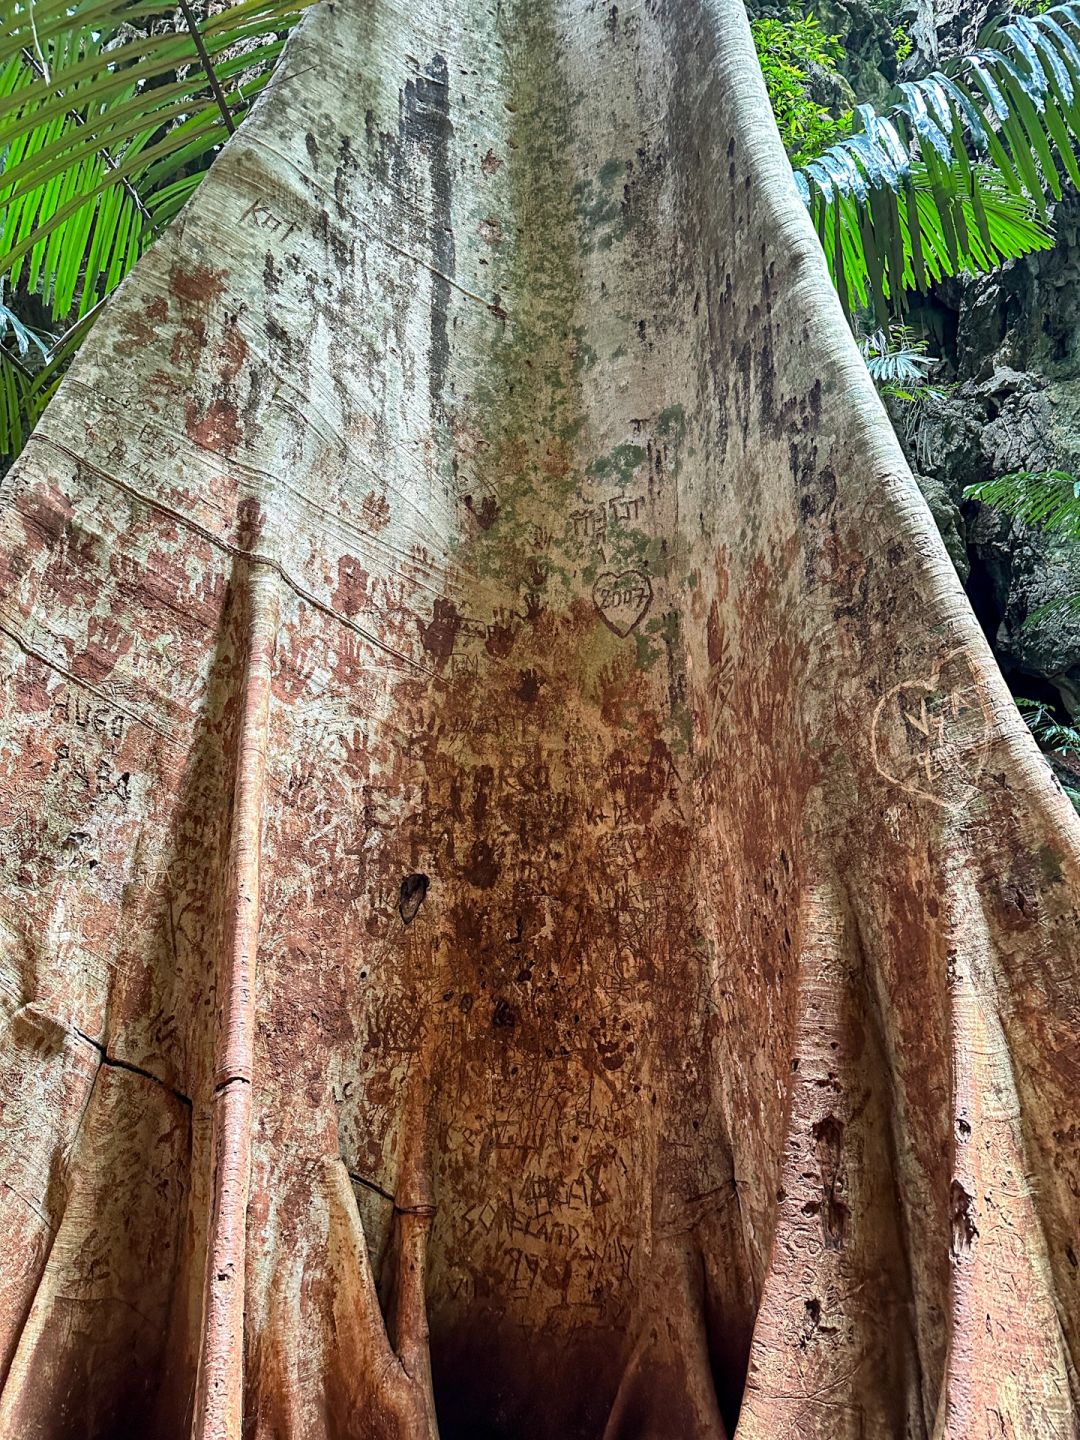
0, 0, 1078, 1436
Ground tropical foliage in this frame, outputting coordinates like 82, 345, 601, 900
0, 0, 313, 460
964, 470, 1080, 811
750, 11, 851, 166
1016, 697, 1080, 809
964, 467, 1080, 539
1017, 694, 1080, 751
792, 4, 1080, 318
965, 468, 1080, 620
859, 322, 944, 399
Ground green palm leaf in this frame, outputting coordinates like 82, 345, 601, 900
964, 470, 1080, 624
0, 300, 98, 459
795, 3, 1080, 319
0, 0, 313, 460
964, 469, 1080, 539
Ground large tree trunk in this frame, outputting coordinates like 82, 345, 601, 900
0, 0, 1078, 1436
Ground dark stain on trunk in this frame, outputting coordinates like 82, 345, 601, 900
403, 54, 454, 413
950, 1179, 979, 1257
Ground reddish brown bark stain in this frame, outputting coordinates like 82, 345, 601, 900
19, 484, 73, 546
185, 398, 242, 454
541, 440, 572, 478
418, 597, 461, 658
218, 320, 249, 382
362, 491, 392, 530
463, 839, 500, 889
333, 556, 370, 616
516, 669, 543, 704
71, 616, 133, 683
171, 320, 208, 370
463, 494, 499, 529
114, 295, 170, 356
233, 498, 265, 551
484, 619, 516, 659
170, 264, 227, 305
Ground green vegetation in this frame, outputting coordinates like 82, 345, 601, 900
1016, 698, 1080, 808
965, 469, 1080, 619
749, 11, 851, 165
1017, 696, 1080, 753
964, 471, 1080, 799
858, 322, 944, 402
0, 0, 313, 459
964, 468, 1080, 541
777, 4, 1080, 320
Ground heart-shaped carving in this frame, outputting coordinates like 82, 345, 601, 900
592, 569, 652, 637
870, 649, 991, 807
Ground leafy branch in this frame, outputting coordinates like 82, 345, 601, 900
1017, 695, 1080, 752
794, 4, 1080, 317
1015, 697, 1080, 811
964, 468, 1080, 539
964, 469, 1080, 620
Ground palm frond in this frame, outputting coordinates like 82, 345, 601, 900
0, 0, 312, 461
795, 4, 1080, 317
858, 322, 950, 410
0, 283, 48, 357
0, 0, 312, 321
1016, 696, 1080, 755
966, 472, 1080, 627
0, 299, 99, 459
859, 324, 935, 382
963, 469, 1080, 539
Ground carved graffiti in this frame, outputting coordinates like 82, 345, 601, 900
239, 198, 298, 244
592, 569, 652, 637
569, 495, 647, 546
870, 649, 993, 806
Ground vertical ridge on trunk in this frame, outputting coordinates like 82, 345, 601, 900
737, 875, 924, 1439
195, 563, 278, 1440
0, 0, 1078, 1436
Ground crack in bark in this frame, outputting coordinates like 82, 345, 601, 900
348, 1169, 396, 1206
73, 1028, 192, 1108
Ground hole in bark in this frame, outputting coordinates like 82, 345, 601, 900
492, 998, 517, 1028
398, 873, 429, 925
